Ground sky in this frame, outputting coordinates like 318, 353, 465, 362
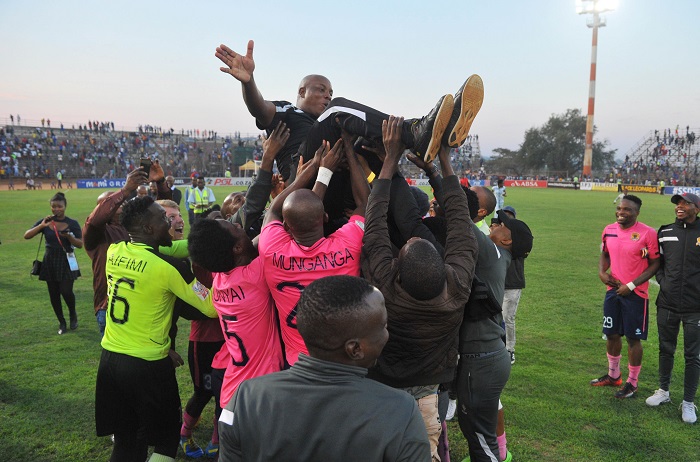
1, 0, 698, 161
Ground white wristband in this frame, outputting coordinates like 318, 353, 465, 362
316, 167, 334, 187
626, 282, 636, 291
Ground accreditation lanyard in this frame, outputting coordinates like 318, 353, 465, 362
51, 221, 67, 251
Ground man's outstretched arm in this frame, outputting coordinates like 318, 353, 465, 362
216, 40, 276, 128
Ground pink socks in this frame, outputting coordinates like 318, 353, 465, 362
607, 353, 621, 379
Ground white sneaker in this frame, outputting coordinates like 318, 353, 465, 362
645, 389, 671, 407
680, 400, 698, 424
445, 399, 457, 421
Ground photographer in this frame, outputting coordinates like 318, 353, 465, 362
24, 192, 83, 335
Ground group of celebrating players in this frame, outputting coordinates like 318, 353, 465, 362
82, 39, 539, 462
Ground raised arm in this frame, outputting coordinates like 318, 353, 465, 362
362, 116, 405, 284
262, 143, 323, 226
83, 168, 148, 250
311, 139, 344, 201
343, 130, 370, 217
150, 159, 172, 201
216, 40, 276, 128
377, 116, 404, 181
436, 142, 476, 286
230, 121, 290, 228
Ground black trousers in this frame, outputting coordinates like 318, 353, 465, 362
289, 98, 415, 225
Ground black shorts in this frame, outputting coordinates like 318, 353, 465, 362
187, 340, 225, 394
95, 349, 181, 444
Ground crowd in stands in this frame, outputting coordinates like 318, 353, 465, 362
0, 120, 265, 183
616, 125, 699, 186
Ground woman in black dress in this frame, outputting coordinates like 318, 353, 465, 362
24, 192, 83, 334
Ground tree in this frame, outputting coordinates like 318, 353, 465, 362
488, 109, 616, 177
487, 148, 528, 177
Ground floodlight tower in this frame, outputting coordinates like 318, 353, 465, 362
576, 0, 617, 178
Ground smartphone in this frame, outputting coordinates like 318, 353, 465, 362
140, 158, 152, 177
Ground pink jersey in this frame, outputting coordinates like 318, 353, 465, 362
212, 256, 284, 408
602, 221, 660, 299
258, 216, 365, 365
211, 343, 229, 370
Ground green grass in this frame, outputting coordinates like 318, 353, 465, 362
0, 186, 696, 462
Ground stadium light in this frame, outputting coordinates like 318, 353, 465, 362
577, 0, 617, 178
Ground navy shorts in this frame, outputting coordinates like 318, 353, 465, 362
602, 289, 648, 340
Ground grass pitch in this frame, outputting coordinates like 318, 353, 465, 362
0, 186, 696, 461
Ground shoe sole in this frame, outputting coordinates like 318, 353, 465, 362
615, 392, 636, 399
423, 94, 454, 164
445, 75, 484, 147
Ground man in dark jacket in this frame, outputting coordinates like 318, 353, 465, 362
217, 276, 431, 462
645, 192, 700, 424
363, 116, 478, 461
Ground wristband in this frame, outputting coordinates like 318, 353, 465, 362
316, 167, 334, 187
626, 282, 636, 291
426, 165, 438, 177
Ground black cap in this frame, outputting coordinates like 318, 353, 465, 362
497, 209, 533, 259
671, 193, 700, 208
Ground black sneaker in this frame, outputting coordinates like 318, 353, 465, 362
410, 94, 454, 163
70, 312, 78, 330
58, 323, 67, 335
614, 381, 637, 399
443, 75, 484, 147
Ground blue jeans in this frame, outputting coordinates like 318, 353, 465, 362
96, 309, 106, 337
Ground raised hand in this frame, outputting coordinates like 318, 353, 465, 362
405, 152, 433, 172
381, 116, 405, 163
320, 139, 345, 172
262, 122, 290, 162
124, 166, 149, 193
149, 159, 165, 183
216, 41, 255, 83
270, 173, 285, 200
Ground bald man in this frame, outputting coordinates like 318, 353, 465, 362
470, 185, 497, 235
257, 137, 369, 366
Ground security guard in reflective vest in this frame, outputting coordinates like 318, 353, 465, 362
187, 176, 216, 221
